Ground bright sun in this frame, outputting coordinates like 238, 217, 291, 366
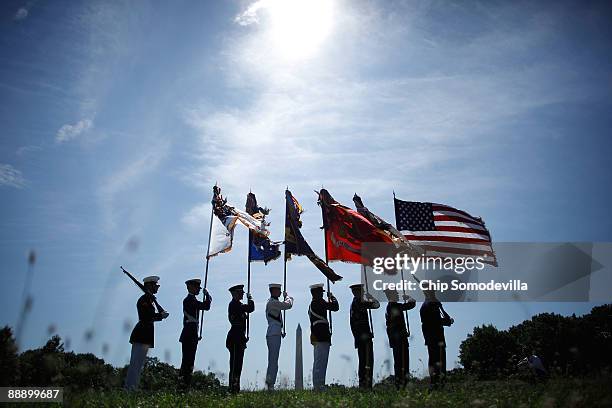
265, 0, 334, 60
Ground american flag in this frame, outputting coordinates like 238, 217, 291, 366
394, 197, 497, 266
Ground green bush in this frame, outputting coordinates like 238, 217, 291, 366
0, 326, 19, 386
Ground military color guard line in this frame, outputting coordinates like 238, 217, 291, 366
122, 273, 454, 392
121, 183, 499, 392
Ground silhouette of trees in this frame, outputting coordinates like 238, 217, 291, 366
459, 305, 612, 379
0, 328, 222, 392
3, 305, 610, 390
0, 326, 19, 386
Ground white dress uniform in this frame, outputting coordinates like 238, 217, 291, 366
265, 283, 294, 390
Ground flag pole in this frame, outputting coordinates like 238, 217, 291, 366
282, 243, 288, 337
282, 188, 289, 337
361, 265, 375, 339
393, 190, 410, 330
320, 193, 333, 336
325, 276, 332, 335
247, 230, 252, 340
199, 199, 215, 340
399, 267, 410, 334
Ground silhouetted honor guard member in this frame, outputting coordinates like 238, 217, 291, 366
308, 283, 339, 391
420, 290, 453, 389
179, 278, 212, 388
349, 283, 380, 389
226, 284, 254, 393
265, 283, 294, 390
384, 289, 416, 389
125, 276, 169, 390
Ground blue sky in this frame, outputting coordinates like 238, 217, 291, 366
1, 0, 611, 388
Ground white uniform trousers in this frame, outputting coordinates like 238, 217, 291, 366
124, 343, 149, 391
265, 335, 282, 388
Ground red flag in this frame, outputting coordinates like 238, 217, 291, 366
318, 189, 393, 265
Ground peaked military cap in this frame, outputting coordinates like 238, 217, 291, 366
185, 278, 201, 286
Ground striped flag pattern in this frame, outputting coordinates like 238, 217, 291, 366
393, 198, 497, 266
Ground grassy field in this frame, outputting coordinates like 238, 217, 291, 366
59, 377, 612, 407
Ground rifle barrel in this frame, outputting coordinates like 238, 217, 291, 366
120, 266, 166, 313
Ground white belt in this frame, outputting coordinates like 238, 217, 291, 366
183, 310, 198, 323
309, 305, 328, 326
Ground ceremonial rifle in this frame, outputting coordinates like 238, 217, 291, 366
120, 266, 167, 314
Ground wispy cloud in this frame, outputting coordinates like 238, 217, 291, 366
55, 118, 94, 143
234, 0, 270, 26
16, 145, 43, 156
97, 140, 169, 231
13, 7, 29, 21
0, 164, 27, 188
181, 202, 211, 230
13, 0, 36, 21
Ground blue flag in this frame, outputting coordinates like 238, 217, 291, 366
249, 233, 282, 264
246, 192, 281, 264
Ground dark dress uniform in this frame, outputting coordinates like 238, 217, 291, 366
309, 293, 339, 391
308, 297, 339, 343
385, 299, 416, 389
179, 292, 211, 387
226, 297, 254, 393
350, 296, 378, 389
129, 293, 164, 347
420, 300, 453, 387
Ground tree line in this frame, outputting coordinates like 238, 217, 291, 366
0, 327, 221, 393
1, 304, 610, 391
459, 304, 612, 379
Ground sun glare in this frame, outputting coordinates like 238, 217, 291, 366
266, 0, 334, 60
